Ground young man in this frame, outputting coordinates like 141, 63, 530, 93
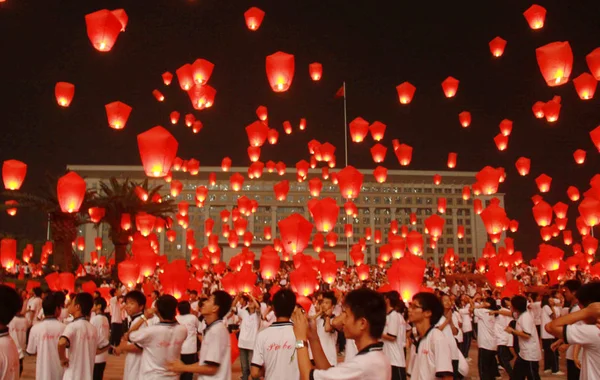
313, 291, 339, 367
189, 290, 200, 315
494, 297, 514, 378
128, 294, 187, 379
58, 292, 110, 380
251, 289, 299, 380
382, 291, 406, 380
234, 293, 261, 380
25, 286, 43, 327
292, 288, 391, 380
26, 293, 66, 380
407, 292, 453, 380
176, 300, 200, 380
114, 290, 147, 379
108, 288, 123, 349
0, 285, 22, 380
505, 295, 541, 380
7, 306, 28, 376
90, 297, 110, 380
168, 290, 233, 379
555, 279, 583, 380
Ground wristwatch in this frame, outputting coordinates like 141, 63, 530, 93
295, 340, 308, 349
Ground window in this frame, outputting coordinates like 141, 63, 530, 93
467, 247, 472, 254
444, 188, 453, 194
465, 219, 471, 226
406, 197, 413, 204
434, 188, 443, 194
466, 228, 471, 234
446, 238, 453, 244
466, 238, 472, 244
459, 247, 465, 254
424, 188, 432, 193
416, 197, 423, 205
446, 228, 453, 234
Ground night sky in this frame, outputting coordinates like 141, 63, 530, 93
1, 0, 599, 260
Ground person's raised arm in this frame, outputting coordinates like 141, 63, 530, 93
545, 303, 600, 338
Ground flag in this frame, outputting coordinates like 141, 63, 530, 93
335, 84, 345, 98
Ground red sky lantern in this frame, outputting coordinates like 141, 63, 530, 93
573, 149, 586, 164
278, 213, 313, 254
170, 180, 182, 197
344, 201, 358, 217
309, 197, 340, 232
187, 84, 216, 110
111, 9, 128, 31
395, 144, 413, 166
57, 172, 86, 213
192, 58, 215, 85
349, 117, 370, 143
406, 231, 424, 256
573, 73, 597, 100
55, 82, 75, 107
309, 178, 323, 197
409, 212, 417, 225
283, 120, 293, 135
244, 7, 265, 31
533, 201, 553, 227
590, 125, 600, 152
290, 264, 318, 297
162, 71, 173, 86
5, 201, 16, 216
523, 4, 546, 30
2, 159, 27, 190
579, 197, 600, 227
265, 51, 295, 92
246, 121, 270, 147
457, 225, 465, 239
230, 173, 244, 192
267, 129, 279, 145
432, 174, 442, 185
256, 105, 268, 121
309, 63, 323, 81
120, 213, 132, 231
170, 111, 180, 125
437, 198, 447, 214
509, 220, 519, 233
373, 166, 387, 184
458, 111, 471, 128
567, 186, 580, 202
499, 119, 513, 137
137, 126, 178, 178
535, 173, 552, 193
274, 180, 290, 201
176, 64, 194, 91
370, 143, 387, 163
337, 166, 364, 200
553, 202, 569, 219
494, 133, 508, 151
369, 121, 386, 141
260, 248, 280, 280
586, 48, 600, 81
446, 152, 457, 169
536, 41, 573, 87
84, 10, 123, 52
221, 157, 232, 172
136, 213, 156, 237
462, 186, 471, 200
542, 100, 561, 123
105, 101, 132, 130
88, 207, 105, 223
441, 76, 459, 98
515, 157, 531, 176
532, 101, 545, 119
489, 37, 507, 57
476, 166, 502, 195
473, 199, 483, 215
325, 231, 338, 247
480, 203, 508, 235
395, 82, 416, 104
276, 161, 286, 175
1, 239, 17, 270
425, 214, 445, 240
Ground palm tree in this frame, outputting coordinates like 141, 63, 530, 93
90, 177, 175, 266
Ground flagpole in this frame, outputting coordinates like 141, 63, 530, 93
342, 81, 351, 265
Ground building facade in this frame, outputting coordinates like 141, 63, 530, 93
68, 165, 505, 265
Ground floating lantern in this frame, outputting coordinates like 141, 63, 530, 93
536, 41, 573, 87
265, 51, 295, 92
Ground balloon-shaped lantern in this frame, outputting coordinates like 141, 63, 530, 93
523, 4, 546, 30
57, 172, 86, 213
105, 101, 132, 130
395, 82, 416, 104
441, 76, 459, 98
244, 7, 265, 31
535, 41, 573, 87
137, 126, 178, 177
84, 9, 123, 52
489, 37, 507, 57
2, 160, 27, 190
309, 63, 323, 81
265, 51, 295, 92
55, 82, 75, 107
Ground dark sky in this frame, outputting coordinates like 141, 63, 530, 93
1, 0, 599, 259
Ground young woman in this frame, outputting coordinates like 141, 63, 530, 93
540, 295, 560, 374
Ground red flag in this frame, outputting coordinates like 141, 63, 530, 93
335, 84, 345, 98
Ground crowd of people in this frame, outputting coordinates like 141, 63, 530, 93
1, 264, 600, 380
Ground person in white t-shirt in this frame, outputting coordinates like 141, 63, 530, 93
7, 310, 28, 376
176, 300, 200, 380
503, 295, 541, 380
251, 289, 299, 380
128, 295, 187, 379
189, 290, 200, 315
292, 288, 391, 380
113, 290, 147, 379
25, 287, 42, 327
108, 288, 123, 349
494, 297, 515, 378
233, 293, 261, 380
471, 295, 498, 380
27, 293, 66, 380
539, 294, 560, 374
457, 295, 473, 359
90, 297, 110, 380
313, 291, 339, 367
0, 285, 22, 380
382, 291, 406, 380
168, 290, 233, 380
551, 279, 583, 380
58, 293, 110, 380
528, 293, 542, 336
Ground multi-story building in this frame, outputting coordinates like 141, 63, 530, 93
68, 165, 505, 265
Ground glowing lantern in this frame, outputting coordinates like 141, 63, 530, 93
296, 160, 310, 178
583, 235, 598, 256
567, 186, 580, 202
162, 72, 173, 86
494, 133, 508, 151
533, 201, 552, 227
325, 232, 338, 247
309, 63, 323, 81
585, 48, 600, 82
84, 9, 123, 52
274, 180, 290, 201
187, 84, 216, 110
137, 126, 178, 178
499, 119, 513, 137
349, 117, 370, 143
370, 143, 387, 163
344, 202, 358, 217
433, 174, 442, 185
458, 111, 471, 128
406, 231, 424, 256
256, 106, 268, 121
515, 157, 531, 176
290, 264, 318, 297
135, 213, 156, 237
265, 51, 295, 92
480, 204, 508, 235
388, 254, 427, 301
278, 214, 313, 254
572, 149, 586, 165
573, 73, 597, 100
191, 59, 215, 85
55, 82, 75, 107
462, 186, 471, 200
373, 166, 387, 183
369, 121, 386, 141
309, 198, 340, 232
542, 100, 561, 123
192, 121, 203, 134
396, 82, 416, 104
446, 153, 457, 169
2, 160, 27, 190
535, 174, 552, 193
337, 166, 363, 200
489, 37, 507, 57
57, 172, 86, 213
176, 64, 194, 91
283, 121, 292, 134
437, 198, 447, 214
105, 101, 132, 130
4, 200, 16, 216
552, 202, 568, 219
245, 121, 269, 148
120, 213, 132, 231
0, 239, 16, 270
244, 7, 265, 31
523, 4, 546, 30
374, 230, 382, 244
260, 248, 280, 280
536, 42, 573, 87
152, 89, 164, 102
476, 166, 502, 195
425, 214, 445, 240
532, 101, 545, 119
170, 180, 182, 197
473, 199, 483, 215
590, 126, 600, 152
457, 225, 465, 239
579, 197, 600, 227
267, 129, 279, 145
441, 76, 459, 98
88, 207, 105, 223
395, 144, 413, 166
309, 178, 323, 197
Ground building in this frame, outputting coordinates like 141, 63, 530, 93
68, 165, 505, 265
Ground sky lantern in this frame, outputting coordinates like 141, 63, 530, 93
187, 84, 216, 110
137, 126, 178, 178
480, 203, 507, 235
535, 41, 573, 87
256, 105, 268, 121
509, 220, 519, 233
309, 197, 340, 232
373, 166, 387, 184
221, 157, 232, 172
244, 7, 265, 31
406, 231, 424, 256
425, 215, 445, 240
542, 100, 561, 123
473, 199, 483, 215
88, 207, 105, 223
309, 63, 323, 81
395, 82, 416, 104
192, 59, 215, 85
590, 126, 600, 152
325, 231, 337, 247
282, 121, 293, 135
296, 160, 310, 178
579, 197, 600, 227
267, 129, 279, 145
265, 51, 295, 92
532, 101, 545, 119
458, 111, 471, 128
523, 4, 546, 30
121, 213, 132, 231
447, 153, 457, 169
118, 260, 140, 288
586, 48, 600, 81
533, 200, 552, 227
260, 248, 280, 280
336, 166, 364, 199
494, 133, 508, 151
75, 236, 85, 251
274, 180, 290, 201
573, 149, 586, 164
370, 143, 387, 163
437, 197, 447, 214
230, 173, 244, 191
246, 120, 270, 147
499, 119, 513, 137
170, 180, 182, 197
162, 71, 173, 86
5, 201, 17, 216
1, 239, 16, 270
515, 157, 531, 176
535, 174, 552, 193
55, 82, 75, 107
349, 117, 369, 143
309, 177, 323, 197
290, 264, 318, 297
441, 76, 459, 98
176, 64, 194, 91
489, 37, 507, 57
57, 172, 86, 213
457, 225, 465, 239
432, 174, 442, 185
111, 9, 128, 31
572, 73, 597, 100
278, 213, 313, 254
2, 159, 27, 190
105, 101, 132, 130
170, 111, 180, 125
344, 201, 358, 217
276, 162, 286, 176
553, 202, 568, 219
196, 186, 208, 202
84, 9, 123, 52
395, 144, 413, 166
369, 121, 386, 141
462, 186, 471, 200
567, 186, 580, 202
184, 114, 196, 128
166, 229, 176, 243
476, 166, 502, 195
555, 218, 567, 231
135, 212, 156, 237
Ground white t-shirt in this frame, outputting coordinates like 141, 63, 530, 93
494, 309, 513, 347
452, 311, 463, 343
176, 314, 200, 354
459, 306, 472, 333
516, 311, 542, 362
564, 323, 600, 380
311, 342, 391, 380
0, 331, 20, 380
61, 317, 104, 380
315, 315, 338, 366
90, 314, 110, 363
129, 321, 187, 380
109, 297, 123, 324
529, 301, 542, 326
436, 316, 461, 361
540, 305, 554, 339
474, 308, 497, 351
198, 320, 231, 380
251, 321, 299, 380
8, 316, 28, 359
345, 339, 358, 362
26, 296, 42, 325
261, 310, 276, 329
123, 313, 146, 379
383, 310, 406, 367
566, 304, 582, 360
237, 307, 260, 350
408, 327, 453, 380
27, 317, 65, 380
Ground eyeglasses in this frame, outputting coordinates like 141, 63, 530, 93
408, 303, 423, 310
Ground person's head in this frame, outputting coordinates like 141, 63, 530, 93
500, 297, 511, 310
541, 294, 550, 307
440, 293, 453, 310
272, 289, 296, 318
93, 297, 107, 314
177, 301, 191, 316
511, 295, 528, 315
484, 297, 499, 311
93, 291, 101, 299
124, 290, 146, 316
54, 291, 66, 309
0, 285, 22, 328
189, 290, 198, 301
202, 290, 232, 320
340, 288, 386, 340
384, 291, 400, 310
156, 295, 178, 321
109, 288, 116, 297
530, 292, 539, 302
42, 293, 60, 318
575, 281, 600, 307
31, 286, 42, 298
151, 290, 159, 300
262, 292, 271, 304
409, 292, 444, 326
69, 293, 94, 317
320, 291, 337, 312
562, 279, 582, 303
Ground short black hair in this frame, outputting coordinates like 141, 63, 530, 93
189, 290, 198, 296
344, 288, 386, 339
54, 291, 66, 309
152, 290, 159, 297
272, 289, 296, 318
511, 295, 528, 314
33, 287, 42, 297
263, 292, 271, 304
563, 279, 582, 294
0, 285, 22, 326
212, 290, 233, 320
124, 290, 146, 308
42, 294, 59, 316
156, 295, 178, 320
412, 292, 444, 326
177, 301, 191, 315
384, 291, 401, 309
322, 291, 337, 306
109, 288, 116, 297
74, 293, 94, 317
576, 282, 600, 307
94, 297, 107, 311
500, 297, 511, 309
